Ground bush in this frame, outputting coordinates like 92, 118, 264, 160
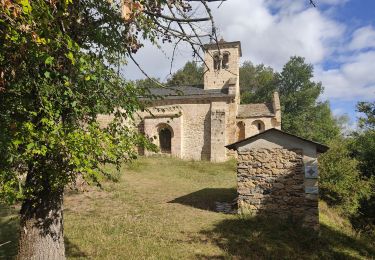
319, 138, 372, 216
349, 130, 375, 232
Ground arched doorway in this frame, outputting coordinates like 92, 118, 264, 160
159, 127, 172, 153
236, 121, 245, 141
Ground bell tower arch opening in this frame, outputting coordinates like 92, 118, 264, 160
222, 51, 230, 69
213, 52, 221, 71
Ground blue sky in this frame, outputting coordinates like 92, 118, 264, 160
319, 0, 375, 122
333, 1, 375, 26
320, 1, 375, 71
124, 0, 375, 128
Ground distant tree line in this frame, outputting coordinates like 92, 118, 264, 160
141, 57, 375, 233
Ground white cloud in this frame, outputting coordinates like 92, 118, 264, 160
316, 51, 375, 100
315, 23, 375, 101
211, 0, 344, 70
123, 0, 374, 102
125, 0, 344, 78
123, 41, 194, 81
348, 26, 375, 50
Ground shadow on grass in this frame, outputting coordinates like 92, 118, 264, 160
65, 236, 87, 258
168, 188, 237, 212
196, 216, 375, 259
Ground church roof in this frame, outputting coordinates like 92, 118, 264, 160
203, 40, 242, 56
237, 103, 274, 118
148, 85, 233, 100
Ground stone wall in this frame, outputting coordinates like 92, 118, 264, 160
236, 117, 279, 139
143, 113, 183, 158
182, 102, 211, 160
237, 148, 319, 229
210, 102, 227, 162
96, 96, 280, 163
226, 101, 238, 149
136, 99, 214, 161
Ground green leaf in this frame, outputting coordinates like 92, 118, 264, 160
26, 143, 34, 150
44, 71, 50, 78
67, 38, 73, 49
12, 139, 22, 148
45, 56, 54, 65
19, 0, 32, 14
66, 52, 75, 65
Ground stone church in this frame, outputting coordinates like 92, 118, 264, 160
136, 40, 282, 162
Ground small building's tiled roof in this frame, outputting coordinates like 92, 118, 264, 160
225, 128, 329, 153
148, 85, 232, 100
237, 103, 274, 118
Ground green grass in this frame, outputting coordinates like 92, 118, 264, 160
1, 157, 374, 259
0, 204, 18, 259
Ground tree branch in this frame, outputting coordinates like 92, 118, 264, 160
144, 10, 210, 23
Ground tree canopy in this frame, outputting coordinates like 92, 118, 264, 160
349, 102, 375, 231
239, 56, 340, 144
0, 0, 162, 206
239, 61, 276, 104
319, 138, 372, 216
167, 61, 204, 86
0, 0, 215, 258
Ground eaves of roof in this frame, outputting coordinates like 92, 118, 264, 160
225, 128, 329, 153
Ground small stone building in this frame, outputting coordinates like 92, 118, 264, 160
226, 128, 329, 229
133, 40, 281, 162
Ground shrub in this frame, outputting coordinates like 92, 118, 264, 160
319, 138, 372, 216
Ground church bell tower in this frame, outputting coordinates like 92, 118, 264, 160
203, 39, 242, 98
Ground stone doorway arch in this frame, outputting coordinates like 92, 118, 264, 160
158, 125, 173, 153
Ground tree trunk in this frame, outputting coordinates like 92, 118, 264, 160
17, 186, 65, 260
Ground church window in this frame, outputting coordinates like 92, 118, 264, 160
213, 52, 221, 70
252, 120, 265, 134
222, 52, 230, 69
236, 121, 245, 141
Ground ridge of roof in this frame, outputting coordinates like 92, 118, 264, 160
225, 128, 329, 153
146, 85, 233, 100
203, 41, 242, 56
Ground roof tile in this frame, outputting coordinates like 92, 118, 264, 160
237, 103, 274, 118
148, 85, 231, 99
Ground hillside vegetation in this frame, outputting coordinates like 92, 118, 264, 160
1, 157, 374, 259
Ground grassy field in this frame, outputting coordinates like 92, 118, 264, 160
1, 157, 374, 259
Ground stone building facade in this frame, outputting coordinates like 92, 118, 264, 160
226, 128, 329, 229
136, 40, 281, 162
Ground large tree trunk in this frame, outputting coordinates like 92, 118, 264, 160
17, 184, 65, 260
